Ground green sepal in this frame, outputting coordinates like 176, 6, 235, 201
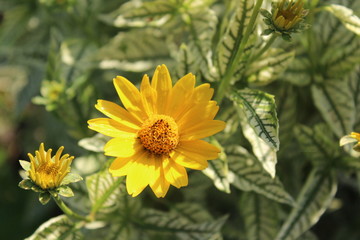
18, 179, 34, 190
57, 186, 74, 197
260, 9, 272, 19
61, 173, 83, 186
281, 33, 292, 41
264, 18, 272, 25
39, 192, 51, 205
31, 184, 45, 193
19, 160, 30, 171
262, 28, 275, 36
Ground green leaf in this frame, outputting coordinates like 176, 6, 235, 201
86, 168, 124, 214
216, 0, 256, 79
227, 146, 294, 206
26, 215, 83, 240
246, 48, 295, 86
283, 55, 311, 86
118, 0, 176, 19
294, 124, 340, 166
39, 192, 51, 205
58, 186, 74, 198
311, 81, 355, 138
18, 179, 34, 190
139, 208, 227, 240
203, 158, 231, 194
325, 4, 360, 36
347, 67, 360, 128
275, 169, 337, 240
61, 173, 83, 186
19, 160, 30, 171
240, 192, 279, 240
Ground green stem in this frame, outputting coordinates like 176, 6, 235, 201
215, 0, 264, 104
251, 33, 277, 61
51, 192, 90, 222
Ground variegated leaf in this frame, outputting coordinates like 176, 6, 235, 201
78, 133, 109, 152
216, 0, 255, 79
347, 67, 360, 128
246, 48, 295, 86
240, 192, 279, 240
86, 169, 124, 214
294, 124, 340, 165
227, 146, 294, 206
203, 158, 231, 194
232, 88, 279, 150
311, 81, 355, 138
282, 55, 311, 86
275, 169, 337, 240
139, 208, 227, 240
26, 215, 83, 240
325, 4, 360, 36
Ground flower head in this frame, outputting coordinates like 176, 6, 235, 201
19, 143, 82, 204
340, 132, 360, 152
88, 64, 225, 198
260, 0, 309, 41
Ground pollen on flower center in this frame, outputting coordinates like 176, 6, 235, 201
138, 115, 179, 155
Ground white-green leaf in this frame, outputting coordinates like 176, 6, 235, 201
294, 124, 340, 165
232, 88, 279, 150
275, 169, 337, 240
240, 192, 279, 240
347, 67, 360, 128
86, 169, 124, 214
26, 215, 83, 240
246, 48, 295, 86
325, 4, 360, 36
216, 0, 255, 79
282, 55, 311, 86
227, 146, 294, 206
78, 133, 109, 152
312, 81, 355, 138
140, 208, 227, 240
203, 158, 231, 194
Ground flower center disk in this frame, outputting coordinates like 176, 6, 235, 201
138, 115, 179, 155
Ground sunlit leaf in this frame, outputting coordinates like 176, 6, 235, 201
325, 4, 360, 36
26, 215, 82, 240
227, 146, 294, 206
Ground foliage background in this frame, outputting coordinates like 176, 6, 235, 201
1, 0, 360, 239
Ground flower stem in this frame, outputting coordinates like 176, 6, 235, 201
251, 34, 277, 61
215, 0, 264, 104
51, 192, 90, 222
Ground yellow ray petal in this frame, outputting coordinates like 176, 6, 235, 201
140, 74, 157, 115
104, 137, 141, 157
126, 152, 152, 197
151, 65, 172, 114
180, 120, 226, 141
167, 73, 195, 119
88, 118, 138, 137
162, 157, 188, 188
95, 100, 142, 128
149, 155, 170, 198
177, 101, 219, 129
113, 76, 147, 121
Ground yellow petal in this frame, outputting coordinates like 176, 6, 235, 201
167, 73, 195, 119
162, 157, 188, 188
95, 100, 142, 128
113, 76, 147, 121
88, 118, 138, 137
177, 101, 219, 129
180, 120, 226, 140
151, 65, 172, 114
170, 140, 220, 170
140, 74, 157, 115
104, 137, 141, 157
126, 152, 152, 197
149, 155, 170, 198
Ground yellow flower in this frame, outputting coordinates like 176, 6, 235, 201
88, 64, 225, 198
27, 143, 74, 190
272, 0, 307, 31
340, 132, 360, 152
